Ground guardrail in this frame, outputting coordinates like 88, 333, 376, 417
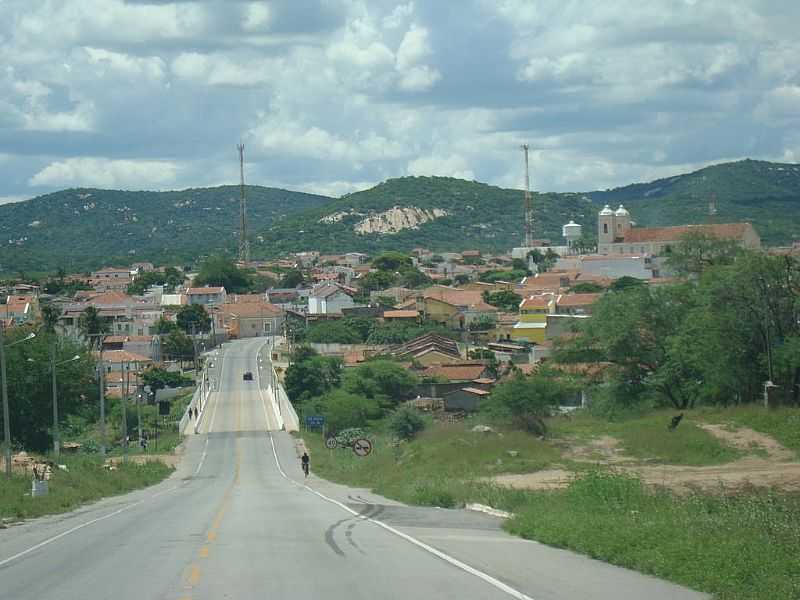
258, 340, 299, 432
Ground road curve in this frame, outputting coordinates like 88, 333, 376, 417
0, 338, 706, 600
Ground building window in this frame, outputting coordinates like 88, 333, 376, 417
603, 223, 608, 234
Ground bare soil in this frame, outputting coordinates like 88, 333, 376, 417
492, 424, 800, 494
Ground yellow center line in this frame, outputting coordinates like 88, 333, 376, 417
179, 381, 244, 595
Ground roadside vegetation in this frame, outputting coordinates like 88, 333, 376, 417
0, 455, 172, 522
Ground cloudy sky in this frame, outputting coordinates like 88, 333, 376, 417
1, 0, 798, 205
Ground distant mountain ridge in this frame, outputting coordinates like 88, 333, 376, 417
0, 185, 330, 274
1, 159, 798, 274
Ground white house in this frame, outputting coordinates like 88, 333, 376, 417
308, 283, 355, 315
186, 287, 227, 307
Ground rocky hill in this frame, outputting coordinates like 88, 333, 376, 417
2, 159, 798, 274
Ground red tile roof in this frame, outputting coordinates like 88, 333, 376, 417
219, 302, 282, 318
422, 363, 487, 381
556, 293, 602, 307
383, 310, 418, 318
623, 223, 752, 243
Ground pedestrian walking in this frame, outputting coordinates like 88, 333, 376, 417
194, 407, 199, 419
189, 407, 194, 420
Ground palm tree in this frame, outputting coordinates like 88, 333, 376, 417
40, 304, 62, 334
78, 306, 108, 349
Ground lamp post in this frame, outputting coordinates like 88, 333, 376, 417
49, 347, 81, 457
1, 329, 36, 478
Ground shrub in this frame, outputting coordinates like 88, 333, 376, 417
388, 406, 426, 440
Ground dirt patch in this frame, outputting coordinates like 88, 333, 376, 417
491, 469, 575, 491
106, 453, 180, 468
492, 425, 800, 494
700, 423, 794, 461
623, 459, 800, 495
557, 435, 632, 464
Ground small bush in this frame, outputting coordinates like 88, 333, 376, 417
388, 406, 426, 440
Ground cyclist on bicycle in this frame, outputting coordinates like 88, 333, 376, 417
301, 452, 310, 477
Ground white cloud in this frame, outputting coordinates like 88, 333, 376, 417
242, 2, 271, 32
394, 24, 440, 91
171, 52, 281, 86
407, 154, 475, 180
398, 65, 440, 91
383, 3, 414, 30
29, 158, 179, 188
0, 195, 27, 206
83, 47, 166, 81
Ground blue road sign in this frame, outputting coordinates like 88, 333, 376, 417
305, 415, 325, 428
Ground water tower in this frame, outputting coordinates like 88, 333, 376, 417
562, 220, 582, 253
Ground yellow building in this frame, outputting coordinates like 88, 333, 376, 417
510, 294, 555, 344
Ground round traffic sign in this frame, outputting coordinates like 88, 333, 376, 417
325, 437, 338, 450
352, 438, 373, 457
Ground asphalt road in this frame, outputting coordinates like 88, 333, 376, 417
0, 338, 707, 600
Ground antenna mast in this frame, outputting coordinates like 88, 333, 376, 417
237, 143, 249, 266
522, 144, 533, 247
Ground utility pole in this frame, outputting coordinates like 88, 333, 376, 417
122, 361, 129, 462
50, 342, 59, 457
1, 324, 10, 478
238, 143, 250, 266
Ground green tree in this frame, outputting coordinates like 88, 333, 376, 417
398, 267, 431, 289
359, 270, 397, 293
487, 372, 570, 436
305, 320, 364, 344
1, 330, 95, 451
153, 316, 178, 334
483, 290, 522, 311
195, 255, 251, 293
163, 330, 194, 362
176, 304, 211, 333
569, 282, 605, 294
342, 360, 418, 406
142, 367, 192, 392
78, 306, 108, 349
40, 304, 62, 334
281, 269, 305, 288
284, 347, 342, 402
666, 231, 742, 276
372, 251, 412, 271
317, 390, 381, 433
388, 405, 425, 440
610, 276, 646, 292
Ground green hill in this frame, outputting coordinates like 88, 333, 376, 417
0, 185, 331, 274
256, 176, 594, 256
2, 159, 799, 275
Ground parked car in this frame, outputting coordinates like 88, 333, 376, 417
243, 371, 253, 381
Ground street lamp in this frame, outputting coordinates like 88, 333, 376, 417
1, 330, 36, 478
50, 351, 81, 457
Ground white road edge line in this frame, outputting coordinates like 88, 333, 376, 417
194, 437, 210, 476
0, 483, 183, 569
266, 432, 535, 600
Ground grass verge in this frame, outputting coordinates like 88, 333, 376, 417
506, 471, 800, 600
0, 455, 173, 522
550, 411, 742, 465
697, 406, 800, 458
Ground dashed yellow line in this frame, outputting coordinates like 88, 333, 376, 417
179, 386, 244, 596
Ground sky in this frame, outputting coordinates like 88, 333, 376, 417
1, 0, 799, 205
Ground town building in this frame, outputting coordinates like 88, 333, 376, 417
308, 282, 355, 315
186, 287, 227, 307
596, 204, 761, 258
216, 302, 284, 339
90, 267, 132, 293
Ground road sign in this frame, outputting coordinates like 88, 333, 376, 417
305, 415, 325, 429
352, 438, 373, 457
325, 437, 338, 450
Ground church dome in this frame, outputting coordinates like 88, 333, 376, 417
599, 204, 613, 216
615, 204, 630, 216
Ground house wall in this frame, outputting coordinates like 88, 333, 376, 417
443, 390, 483, 412
325, 292, 354, 314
